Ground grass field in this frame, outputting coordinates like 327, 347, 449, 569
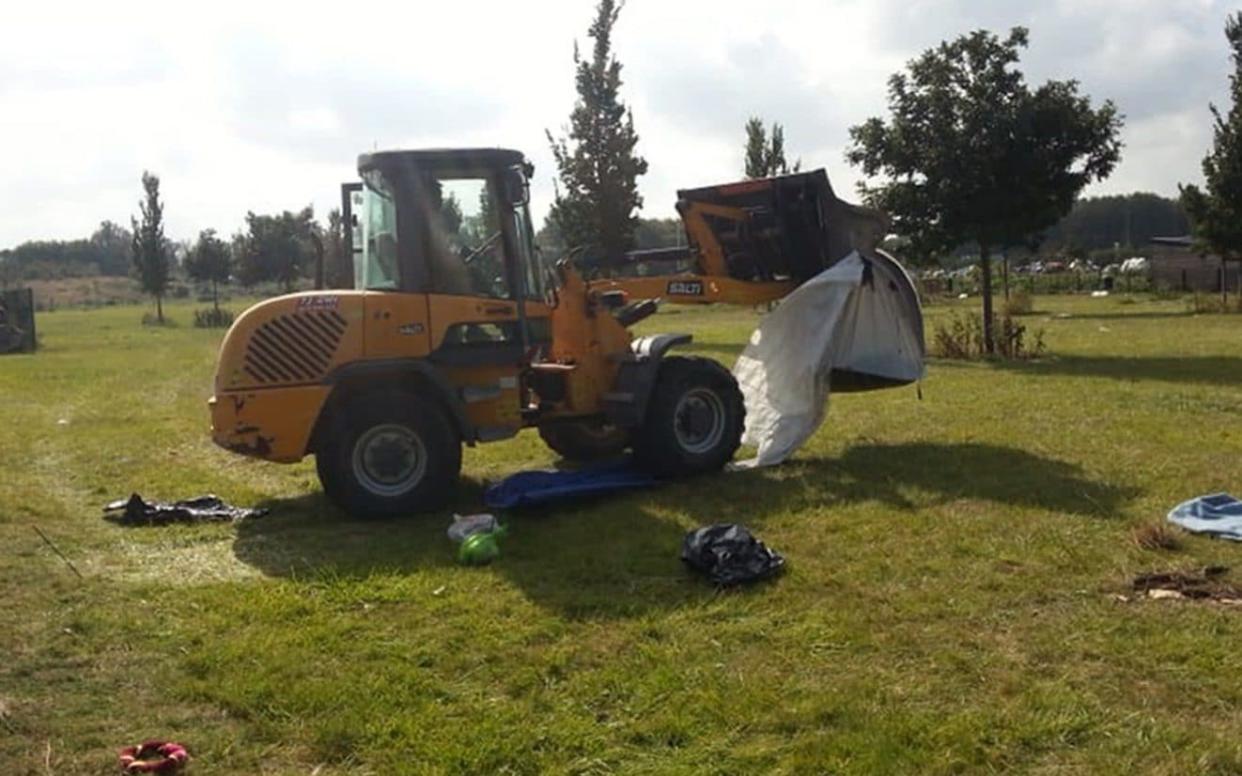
3, 295, 1242, 774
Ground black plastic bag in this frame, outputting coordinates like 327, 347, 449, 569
104, 493, 267, 525
681, 523, 785, 586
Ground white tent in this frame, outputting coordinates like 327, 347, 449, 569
732, 250, 925, 468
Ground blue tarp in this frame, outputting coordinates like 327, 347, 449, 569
484, 459, 660, 509
1167, 493, 1242, 541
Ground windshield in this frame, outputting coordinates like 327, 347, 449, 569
356, 170, 399, 290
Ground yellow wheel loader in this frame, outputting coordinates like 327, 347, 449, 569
209, 148, 919, 516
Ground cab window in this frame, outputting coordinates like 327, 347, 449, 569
422, 176, 511, 299
357, 171, 400, 291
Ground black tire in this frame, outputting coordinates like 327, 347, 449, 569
538, 419, 630, 462
316, 390, 461, 517
632, 356, 745, 477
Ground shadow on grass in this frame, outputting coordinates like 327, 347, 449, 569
232, 478, 717, 619
233, 476, 497, 578
231, 442, 1132, 618
652, 442, 1135, 523
985, 355, 1242, 387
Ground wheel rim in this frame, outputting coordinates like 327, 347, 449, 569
673, 387, 726, 455
351, 423, 428, 497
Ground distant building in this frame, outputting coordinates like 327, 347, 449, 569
1147, 236, 1239, 292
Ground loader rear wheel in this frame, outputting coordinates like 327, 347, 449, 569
633, 356, 744, 476
316, 391, 461, 518
538, 419, 630, 462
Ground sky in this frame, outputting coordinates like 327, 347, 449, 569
1, 0, 1236, 247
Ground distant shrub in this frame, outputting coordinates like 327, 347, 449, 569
1149, 283, 1183, 301
933, 311, 1045, 360
193, 307, 235, 328
933, 311, 982, 359
141, 313, 177, 327
1001, 289, 1034, 316
170, 284, 191, 299
997, 314, 1045, 359
1189, 293, 1242, 314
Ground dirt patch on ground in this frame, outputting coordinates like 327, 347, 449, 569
1120, 566, 1242, 604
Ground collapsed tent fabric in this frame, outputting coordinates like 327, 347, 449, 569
732, 251, 924, 468
484, 459, 659, 509
1168, 493, 1242, 541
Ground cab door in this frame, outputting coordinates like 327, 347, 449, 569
342, 178, 434, 362
420, 174, 548, 437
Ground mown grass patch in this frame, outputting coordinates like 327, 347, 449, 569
2, 295, 1242, 773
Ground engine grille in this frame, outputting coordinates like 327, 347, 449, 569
242, 310, 347, 385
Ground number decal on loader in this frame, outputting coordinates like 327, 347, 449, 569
667, 281, 704, 296
297, 295, 340, 310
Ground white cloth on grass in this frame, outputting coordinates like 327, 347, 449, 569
1167, 493, 1242, 541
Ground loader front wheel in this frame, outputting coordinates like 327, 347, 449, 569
317, 391, 461, 518
633, 356, 744, 477
538, 419, 630, 462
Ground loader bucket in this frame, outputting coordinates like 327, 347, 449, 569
675, 169, 889, 283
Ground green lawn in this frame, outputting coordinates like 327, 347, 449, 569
3, 295, 1242, 774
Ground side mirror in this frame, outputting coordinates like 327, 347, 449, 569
503, 169, 528, 207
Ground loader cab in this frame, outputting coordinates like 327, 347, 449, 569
345, 148, 546, 302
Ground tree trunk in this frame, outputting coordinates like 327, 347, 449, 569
156, 294, 164, 323
1002, 254, 1010, 300
980, 247, 994, 355
212, 279, 220, 314
1223, 262, 1228, 308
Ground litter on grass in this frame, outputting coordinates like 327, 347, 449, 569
681, 523, 785, 586
104, 494, 267, 525
447, 513, 507, 565
447, 513, 499, 543
1167, 493, 1242, 540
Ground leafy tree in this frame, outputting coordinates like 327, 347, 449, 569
130, 171, 172, 322
847, 27, 1121, 352
0, 254, 19, 289
306, 219, 325, 289
90, 221, 133, 275
324, 209, 353, 288
633, 217, 684, 249
1181, 11, 1242, 305
466, 185, 499, 244
1044, 193, 1188, 253
6, 239, 101, 277
744, 117, 800, 178
536, 216, 566, 261
185, 229, 231, 312
439, 191, 464, 238
546, 0, 648, 270
235, 207, 317, 292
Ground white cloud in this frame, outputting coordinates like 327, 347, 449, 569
0, 0, 1235, 246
